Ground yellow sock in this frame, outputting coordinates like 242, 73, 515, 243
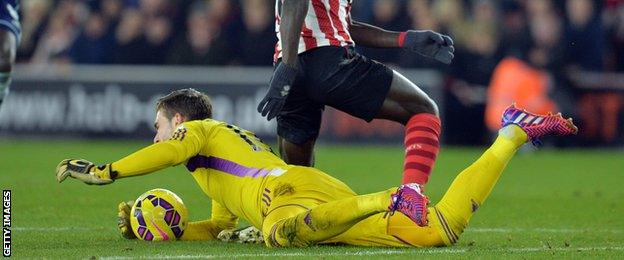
273, 189, 393, 247
432, 125, 527, 244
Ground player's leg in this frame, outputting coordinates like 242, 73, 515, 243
429, 106, 578, 245
304, 47, 439, 226
263, 189, 394, 247
323, 210, 446, 247
376, 70, 441, 187
275, 57, 323, 166
327, 124, 525, 247
331, 107, 578, 247
277, 137, 316, 166
426, 124, 528, 244
376, 70, 439, 123
0, 26, 17, 108
262, 167, 400, 247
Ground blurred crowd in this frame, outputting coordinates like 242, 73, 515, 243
19, 0, 277, 65
15, 0, 624, 145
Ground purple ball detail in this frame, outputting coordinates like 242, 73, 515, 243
135, 210, 146, 226
144, 230, 154, 241
164, 210, 174, 225
151, 198, 159, 206
137, 226, 146, 237
146, 194, 156, 200
171, 211, 181, 226
171, 226, 183, 238
136, 200, 142, 208
159, 198, 173, 210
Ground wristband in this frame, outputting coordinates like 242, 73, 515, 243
398, 31, 408, 47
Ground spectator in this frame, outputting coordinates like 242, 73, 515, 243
113, 9, 148, 64
142, 16, 174, 64
399, 0, 447, 69
168, 6, 231, 65
207, 0, 244, 51
101, 0, 124, 25
31, 12, 77, 64
615, 6, 624, 71
565, 0, 621, 144
498, 0, 530, 58
358, 0, 409, 64
139, 0, 167, 17
431, 0, 466, 41
564, 0, 604, 71
484, 56, 558, 134
239, 0, 275, 66
69, 13, 115, 64
605, 2, 624, 71
445, 0, 503, 145
17, 0, 52, 62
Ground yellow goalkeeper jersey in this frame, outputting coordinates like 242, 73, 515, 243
111, 119, 294, 229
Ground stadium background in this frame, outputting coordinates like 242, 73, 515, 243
1, 0, 623, 145
1, 0, 623, 258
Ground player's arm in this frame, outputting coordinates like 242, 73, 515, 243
56, 122, 204, 185
349, 20, 401, 48
279, 0, 308, 68
349, 19, 455, 64
180, 201, 239, 241
117, 199, 241, 241
257, 0, 309, 120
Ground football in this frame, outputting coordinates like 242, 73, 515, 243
130, 188, 189, 241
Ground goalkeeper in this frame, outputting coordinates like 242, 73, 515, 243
56, 89, 577, 247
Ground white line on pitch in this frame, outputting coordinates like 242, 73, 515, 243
100, 246, 624, 259
469, 228, 624, 233
11, 227, 108, 231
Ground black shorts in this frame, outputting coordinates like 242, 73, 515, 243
277, 46, 394, 144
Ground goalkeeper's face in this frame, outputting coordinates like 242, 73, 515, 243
153, 110, 185, 143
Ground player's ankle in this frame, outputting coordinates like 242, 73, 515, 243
367, 189, 395, 212
498, 125, 528, 145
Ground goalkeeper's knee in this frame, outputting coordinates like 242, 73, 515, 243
263, 217, 312, 248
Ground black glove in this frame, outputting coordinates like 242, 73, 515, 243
402, 30, 455, 64
257, 62, 298, 121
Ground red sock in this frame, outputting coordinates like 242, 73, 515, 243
402, 113, 441, 185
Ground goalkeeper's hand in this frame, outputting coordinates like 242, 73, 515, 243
257, 62, 298, 121
55, 159, 114, 185
217, 226, 264, 244
117, 201, 137, 239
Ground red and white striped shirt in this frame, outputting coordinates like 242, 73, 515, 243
274, 0, 354, 62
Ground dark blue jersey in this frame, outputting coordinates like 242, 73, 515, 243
0, 0, 20, 42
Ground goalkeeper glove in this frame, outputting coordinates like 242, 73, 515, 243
217, 226, 264, 244
56, 159, 115, 185
257, 62, 298, 121
118, 201, 137, 239
400, 30, 455, 64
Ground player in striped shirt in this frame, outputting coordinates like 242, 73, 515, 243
257, 0, 455, 227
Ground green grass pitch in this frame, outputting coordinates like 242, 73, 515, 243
1, 139, 623, 258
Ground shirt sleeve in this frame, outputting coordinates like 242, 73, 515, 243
111, 121, 205, 178
210, 200, 239, 230
179, 200, 239, 241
